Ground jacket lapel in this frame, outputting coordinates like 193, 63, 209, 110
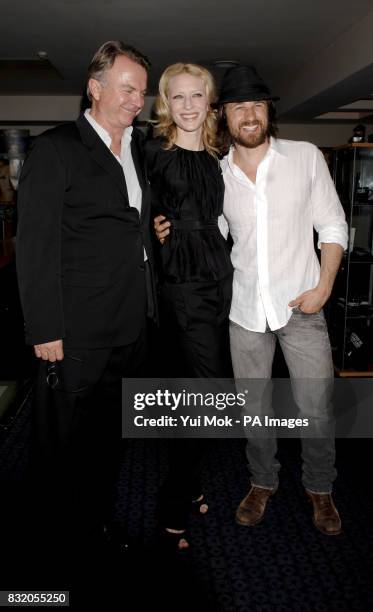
76, 114, 129, 203
130, 130, 148, 221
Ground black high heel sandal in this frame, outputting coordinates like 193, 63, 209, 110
191, 494, 209, 516
157, 527, 190, 554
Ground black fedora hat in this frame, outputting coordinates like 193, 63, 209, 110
213, 65, 279, 107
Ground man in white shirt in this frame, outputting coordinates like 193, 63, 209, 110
216, 65, 347, 535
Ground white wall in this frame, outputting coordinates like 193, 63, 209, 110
0, 94, 365, 147
277, 122, 357, 147
0, 95, 156, 136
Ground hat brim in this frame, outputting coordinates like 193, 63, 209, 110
212, 93, 280, 108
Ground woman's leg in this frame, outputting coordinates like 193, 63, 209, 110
176, 275, 233, 378
158, 276, 232, 545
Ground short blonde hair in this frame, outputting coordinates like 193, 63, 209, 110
153, 63, 219, 156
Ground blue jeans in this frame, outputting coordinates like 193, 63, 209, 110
229, 309, 336, 493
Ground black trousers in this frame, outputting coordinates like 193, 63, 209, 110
158, 274, 233, 529
160, 274, 233, 378
28, 325, 147, 548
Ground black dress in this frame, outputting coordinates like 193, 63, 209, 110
145, 138, 233, 378
145, 139, 233, 530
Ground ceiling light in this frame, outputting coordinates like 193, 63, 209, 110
211, 60, 239, 68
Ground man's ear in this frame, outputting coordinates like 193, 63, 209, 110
88, 78, 102, 102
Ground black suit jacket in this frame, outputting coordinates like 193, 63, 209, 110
16, 114, 154, 348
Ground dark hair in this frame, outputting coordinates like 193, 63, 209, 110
87, 40, 150, 101
216, 100, 278, 155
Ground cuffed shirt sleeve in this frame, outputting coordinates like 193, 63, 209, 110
311, 147, 348, 250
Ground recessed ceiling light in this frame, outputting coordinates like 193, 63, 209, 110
211, 60, 239, 68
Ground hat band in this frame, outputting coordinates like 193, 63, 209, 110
215, 89, 279, 106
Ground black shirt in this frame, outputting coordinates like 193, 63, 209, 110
145, 139, 232, 283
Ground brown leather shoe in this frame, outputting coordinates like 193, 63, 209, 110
306, 491, 342, 535
235, 486, 277, 526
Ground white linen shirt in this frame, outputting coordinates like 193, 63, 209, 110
220, 137, 348, 332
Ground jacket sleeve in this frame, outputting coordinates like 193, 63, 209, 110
16, 133, 66, 345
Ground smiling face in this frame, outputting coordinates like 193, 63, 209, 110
89, 54, 147, 131
167, 73, 209, 136
224, 100, 269, 148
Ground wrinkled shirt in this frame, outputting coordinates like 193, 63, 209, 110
220, 138, 348, 332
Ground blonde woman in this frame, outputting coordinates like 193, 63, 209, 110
145, 63, 233, 551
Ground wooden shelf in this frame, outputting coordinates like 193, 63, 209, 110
333, 143, 373, 150
334, 366, 373, 378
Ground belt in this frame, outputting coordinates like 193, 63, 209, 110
170, 219, 218, 230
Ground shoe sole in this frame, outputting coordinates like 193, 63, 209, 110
235, 514, 265, 527
312, 517, 342, 536
306, 494, 342, 536
235, 490, 277, 527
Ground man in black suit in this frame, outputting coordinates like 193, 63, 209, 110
16, 41, 154, 555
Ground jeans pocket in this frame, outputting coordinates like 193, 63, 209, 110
293, 306, 322, 316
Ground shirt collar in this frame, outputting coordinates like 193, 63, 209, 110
223, 136, 287, 175
269, 136, 287, 157
121, 124, 133, 152
84, 109, 133, 153
225, 146, 237, 176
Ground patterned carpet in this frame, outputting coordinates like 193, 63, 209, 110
1, 399, 372, 611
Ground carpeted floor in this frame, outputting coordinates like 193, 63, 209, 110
1, 397, 372, 611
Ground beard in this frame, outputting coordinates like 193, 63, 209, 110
231, 120, 269, 148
